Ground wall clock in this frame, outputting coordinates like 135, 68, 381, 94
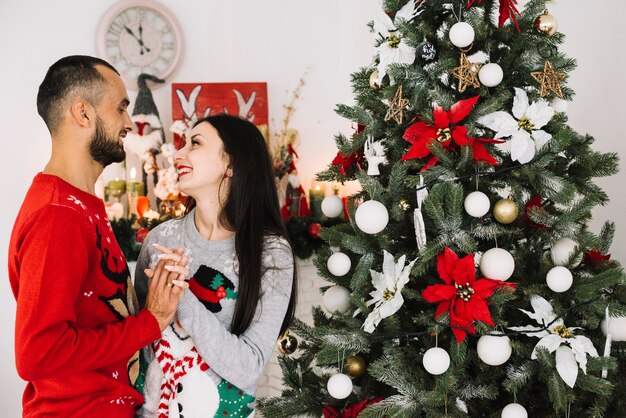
96, 0, 184, 89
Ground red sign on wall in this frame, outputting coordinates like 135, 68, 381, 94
172, 82, 268, 126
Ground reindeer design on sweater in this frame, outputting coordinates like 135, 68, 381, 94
94, 224, 141, 385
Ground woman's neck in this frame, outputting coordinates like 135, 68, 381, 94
192, 198, 235, 241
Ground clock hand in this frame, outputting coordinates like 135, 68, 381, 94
124, 25, 141, 43
124, 25, 151, 55
138, 23, 151, 54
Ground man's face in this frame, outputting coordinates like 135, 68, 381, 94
88, 66, 132, 167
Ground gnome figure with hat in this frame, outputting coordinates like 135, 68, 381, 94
124, 73, 166, 198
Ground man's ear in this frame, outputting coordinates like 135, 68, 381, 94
69, 99, 93, 128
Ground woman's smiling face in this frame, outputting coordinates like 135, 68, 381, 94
174, 121, 231, 199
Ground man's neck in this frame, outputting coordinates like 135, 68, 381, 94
43, 150, 103, 195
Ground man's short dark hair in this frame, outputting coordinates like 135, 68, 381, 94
36, 55, 119, 134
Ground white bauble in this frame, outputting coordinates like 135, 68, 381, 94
550, 97, 568, 113
601, 316, 626, 342
480, 248, 515, 281
355, 200, 389, 234
477, 333, 512, 366
322, 285, 351, 314
327, 373, 353, 399
327, 252, 351, 277
501, 403, 528, 418
422, 347, 450, 375
449, 22, 475, 48
550, 237, 578, 266
546, 266, 573, 293
322, 195, 344, 218
464, 191, 491, 217
478, 63, 504, 87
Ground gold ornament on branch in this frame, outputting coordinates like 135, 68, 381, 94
344, 355, 366, 377
384, 85, 410, 125
531, 60, 566, 98
277, 331, 298, 355
534, 9, 558, 36
450, 52, 482, 93
493, 197, 519, 224
369, 70, 381, 90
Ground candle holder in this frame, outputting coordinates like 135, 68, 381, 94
105, 178, 126, 201
126, 182, 139, 220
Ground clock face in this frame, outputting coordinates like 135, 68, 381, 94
97, 1, 183, 89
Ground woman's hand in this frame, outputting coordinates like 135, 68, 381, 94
144, 246, 190, 331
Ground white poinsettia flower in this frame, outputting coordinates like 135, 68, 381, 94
509, 295, 598, 388
478, 88, 555, 164
373, 0, 418, 85
362, 250, 417, 333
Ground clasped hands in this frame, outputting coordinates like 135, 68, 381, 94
144, 244, 190, 331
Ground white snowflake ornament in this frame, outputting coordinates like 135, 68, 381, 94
509, 295, 598, 388
478, 88, 555, 164
362, 250, 416, 333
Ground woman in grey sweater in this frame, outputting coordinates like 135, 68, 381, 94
135, 114, 297, 417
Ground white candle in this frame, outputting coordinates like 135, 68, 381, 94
130, 167, 137, 181
143, 209, 160, 221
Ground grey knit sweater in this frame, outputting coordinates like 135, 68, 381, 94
134, 209, 293, 417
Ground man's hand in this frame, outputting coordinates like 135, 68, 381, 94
144, 246, 189, 331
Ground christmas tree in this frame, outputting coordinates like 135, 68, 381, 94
259, 1, 626, 417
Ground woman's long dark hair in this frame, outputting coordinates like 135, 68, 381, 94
185, 114, 297, 336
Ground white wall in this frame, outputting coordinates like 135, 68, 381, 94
0, 1, 623, 415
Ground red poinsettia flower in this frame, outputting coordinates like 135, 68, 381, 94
467, 0, 520, 30
584, 249, 611, 265
522, 195, 548, 229
332, 149, 365, 176
401, 96, 502, 172
421, 247, 515, 342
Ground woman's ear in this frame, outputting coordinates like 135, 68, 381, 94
225, 167, 233, 178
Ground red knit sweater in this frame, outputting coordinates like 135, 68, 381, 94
8, 173, 161, 417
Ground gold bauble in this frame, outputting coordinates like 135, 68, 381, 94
534, 9, 558, 36
369, 70, 381, 90
493, 197, 519, 224
277, 331, 298, 355
344, 355, 366, 378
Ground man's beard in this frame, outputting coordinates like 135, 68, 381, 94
89, 116, 125, 166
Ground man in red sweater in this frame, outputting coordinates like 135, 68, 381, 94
8, 55, 189, 417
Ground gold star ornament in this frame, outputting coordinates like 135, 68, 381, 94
384, 85, 410, 125
450, 52, 482, 93
531, 60, 567, 98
